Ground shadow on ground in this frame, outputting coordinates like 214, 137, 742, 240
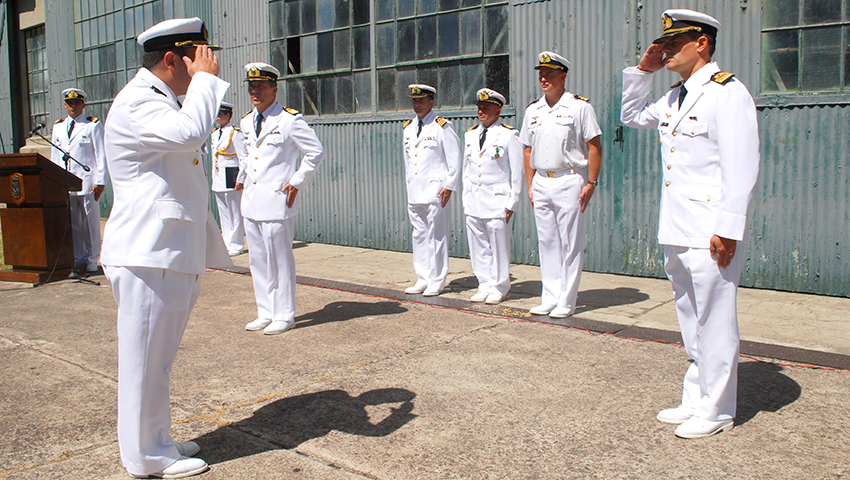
736, 361, 802, 426
293, 301, 408, 329
197, 388, 416, 465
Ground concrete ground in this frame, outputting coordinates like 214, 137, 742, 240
1, 241, 848, 479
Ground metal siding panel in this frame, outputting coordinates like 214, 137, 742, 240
0, 1, 13, 153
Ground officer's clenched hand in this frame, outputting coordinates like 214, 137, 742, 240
579, 183, 595, 213
709, 234, 737, 269
282, 183, 298, 208
505, 209, 513, 223
438, 188, 452, 208
184, 45, 220, 77
637, 44, 667, 73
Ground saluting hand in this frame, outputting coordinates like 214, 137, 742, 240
709, 234, 737, 269
637, 44, 667, 73
184, 45, 220, 77
282, 183, 298, 208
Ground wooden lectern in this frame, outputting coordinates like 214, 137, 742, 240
0, 153, 82, 283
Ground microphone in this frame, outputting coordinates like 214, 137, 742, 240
29, 123, 45, 137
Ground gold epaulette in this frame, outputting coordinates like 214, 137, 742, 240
467, 125, 478, 132
670, 80, 683, 89
403, 119, 412, 129
574, 94, 589, 103
501, 123, 515, 130
232, 126, 241, 131
54, 119, 63, 124
284, 107, 300, 115
526, 99, 537, 108
711, 72, 735, 85
87, 116, 99, 122
242, 110, 252, 119
435, 117, 448, 127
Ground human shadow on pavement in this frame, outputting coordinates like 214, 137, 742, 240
735, 361, 801, 426
294, 301, 408, 328
505, 280, 650, 313
197, 388, 417, 465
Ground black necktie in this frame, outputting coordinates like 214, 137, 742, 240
479, 127, 487, 149
255, 113, 264, 137
678, 85, 688, 109
67, 120, 74, 137
417, 119, 423, 137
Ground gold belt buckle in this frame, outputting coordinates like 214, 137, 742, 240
547, 171, 554, 178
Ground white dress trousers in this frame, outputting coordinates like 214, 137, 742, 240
244, 217, 296, 321
465, 216, 511, 296
408, 203, 449, 291
211, 124, 247, 253
68, 194, 102, 266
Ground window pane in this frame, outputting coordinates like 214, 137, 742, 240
417, 16, 437, 59
125, 8, 134, 36
134, 5, 144, 38
335, 0, 350, 27
287, 37, 302, 73
271, 39, 286, 74
337, 74, 355, 113
417, 65, 437, 89
334, 30, 350, 69
287, 0, 301, 35
116, 40, 125, 69
376, 0, 394, 21
319, 75, 336, 114
418, 0, 437, 15
270, 1, 285, 39
439, 0, 459, 11
144, 2, 153, 30
439, 62, 461, 106
76, 23, 83, 49
106, 13, 115, 42
354, 70, 371, 112
287, 78, 304, 112
303, 76, 319, 115
318, 0, 334, 30
439, 12, 459, 57
845, 27, 850, 89
461, 0, 479, 7
302, 0, 317, 33
398, 20, 415, 62
485, 55, 509, 103
153, 0, 164, 23
318, 32, 334, 71
762, 30, 799, 92
301, 34, 318, 73
399, 0, 414, 18
397, 66, 416, 101
377, 69, 397, 110
801, 27, 841, 90
352, 0, 369, 25
461, 9, 482, 55
803, 0, 840, 24
462, 59, 484, 105
115, 7, 124, 38
353, 26, 371, 69
485, 6, 508, 54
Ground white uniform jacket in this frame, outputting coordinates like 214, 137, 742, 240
519, 93, 601, 171
239, 102, 325, 221
211, 124, 248, 192
462, 120, 524, 219
101, 68, 232, 274
50, 114, 107, 196
402, 111, 462, 205
620, 62, 760, 248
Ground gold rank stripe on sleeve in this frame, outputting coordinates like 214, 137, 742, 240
711, 72, 735, 85
402, 119, 412, 129
435, 117, 448, 126
573, 94, 589, 103
284, 107, 300, 115
670, 80, 684, 89
466, 125, 477, 132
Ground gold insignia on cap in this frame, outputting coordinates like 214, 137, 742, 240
411, 86, 422, 94
478, 91, 490, 101
66, 91, 80, 99
541, 53, 551, 63
662, 14, 673, 31
248, 67, 260, 77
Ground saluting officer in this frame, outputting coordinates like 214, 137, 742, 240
211, 101, 248, 256
50, 88, 107, 274
462, 88, 523, 304
239, 62, 325, 335
402, 84, 462, 297
521, 51, 602, 319
620, 9, 760, 439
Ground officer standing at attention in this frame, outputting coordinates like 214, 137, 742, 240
462, 88, 523, 304
520, 51, 602, 319
620, 9, 760, 439
100, 18, 231, 478
50, 88, 106, 274
211, 101, 248, 256
402, 84, 461, 297
239, 62, 325, 335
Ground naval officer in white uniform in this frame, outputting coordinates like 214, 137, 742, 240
211, 101, 248, 256
50, 88, 106, 273
462, 88, 523, 304
100, 18, 231, 478
620, 9, 760, 439
402, 84, 462, 297
520, 51, 602, 319
238, 62, 325, 335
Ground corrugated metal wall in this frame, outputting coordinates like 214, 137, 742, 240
0, 0, 13, 154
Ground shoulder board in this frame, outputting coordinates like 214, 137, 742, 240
501, 123, 515, 130
573, 94, 589, 103
54, 119, 63, 124
711, 72, 735, 85
670, 80, 683, 89
242, 110, 252, 119
402, 119, 412, 129
526, 99, 537, 108
435, 117, 448, 127
87, 116, 98, 123
232, 126, 241, 131
466, 125, 478, 132
284, 106, 300, 115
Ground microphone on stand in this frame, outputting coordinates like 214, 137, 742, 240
29, 123, 45, 137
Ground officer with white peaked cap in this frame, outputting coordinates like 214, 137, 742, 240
211, 101, 248, 256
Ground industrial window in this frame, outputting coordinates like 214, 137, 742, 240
761, 0, 850, 93
269, 0, 510, 116
72, 0, 177, 121
25, 27, 50, 131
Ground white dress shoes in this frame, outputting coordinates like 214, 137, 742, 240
529, 303, 556, 315
405, 283, 427, 294
130, 456, 209, 479
470, 291, 489, 302
264, 320, 295, 335
549, 306, 574, 318
85, 263, 99, 273
656, 405, 695, 424
422, 287, 443, 297
484, 293, 504, 304
245, 318, 272, 331
674, 416, 734, 439
175, 441, 200, 457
